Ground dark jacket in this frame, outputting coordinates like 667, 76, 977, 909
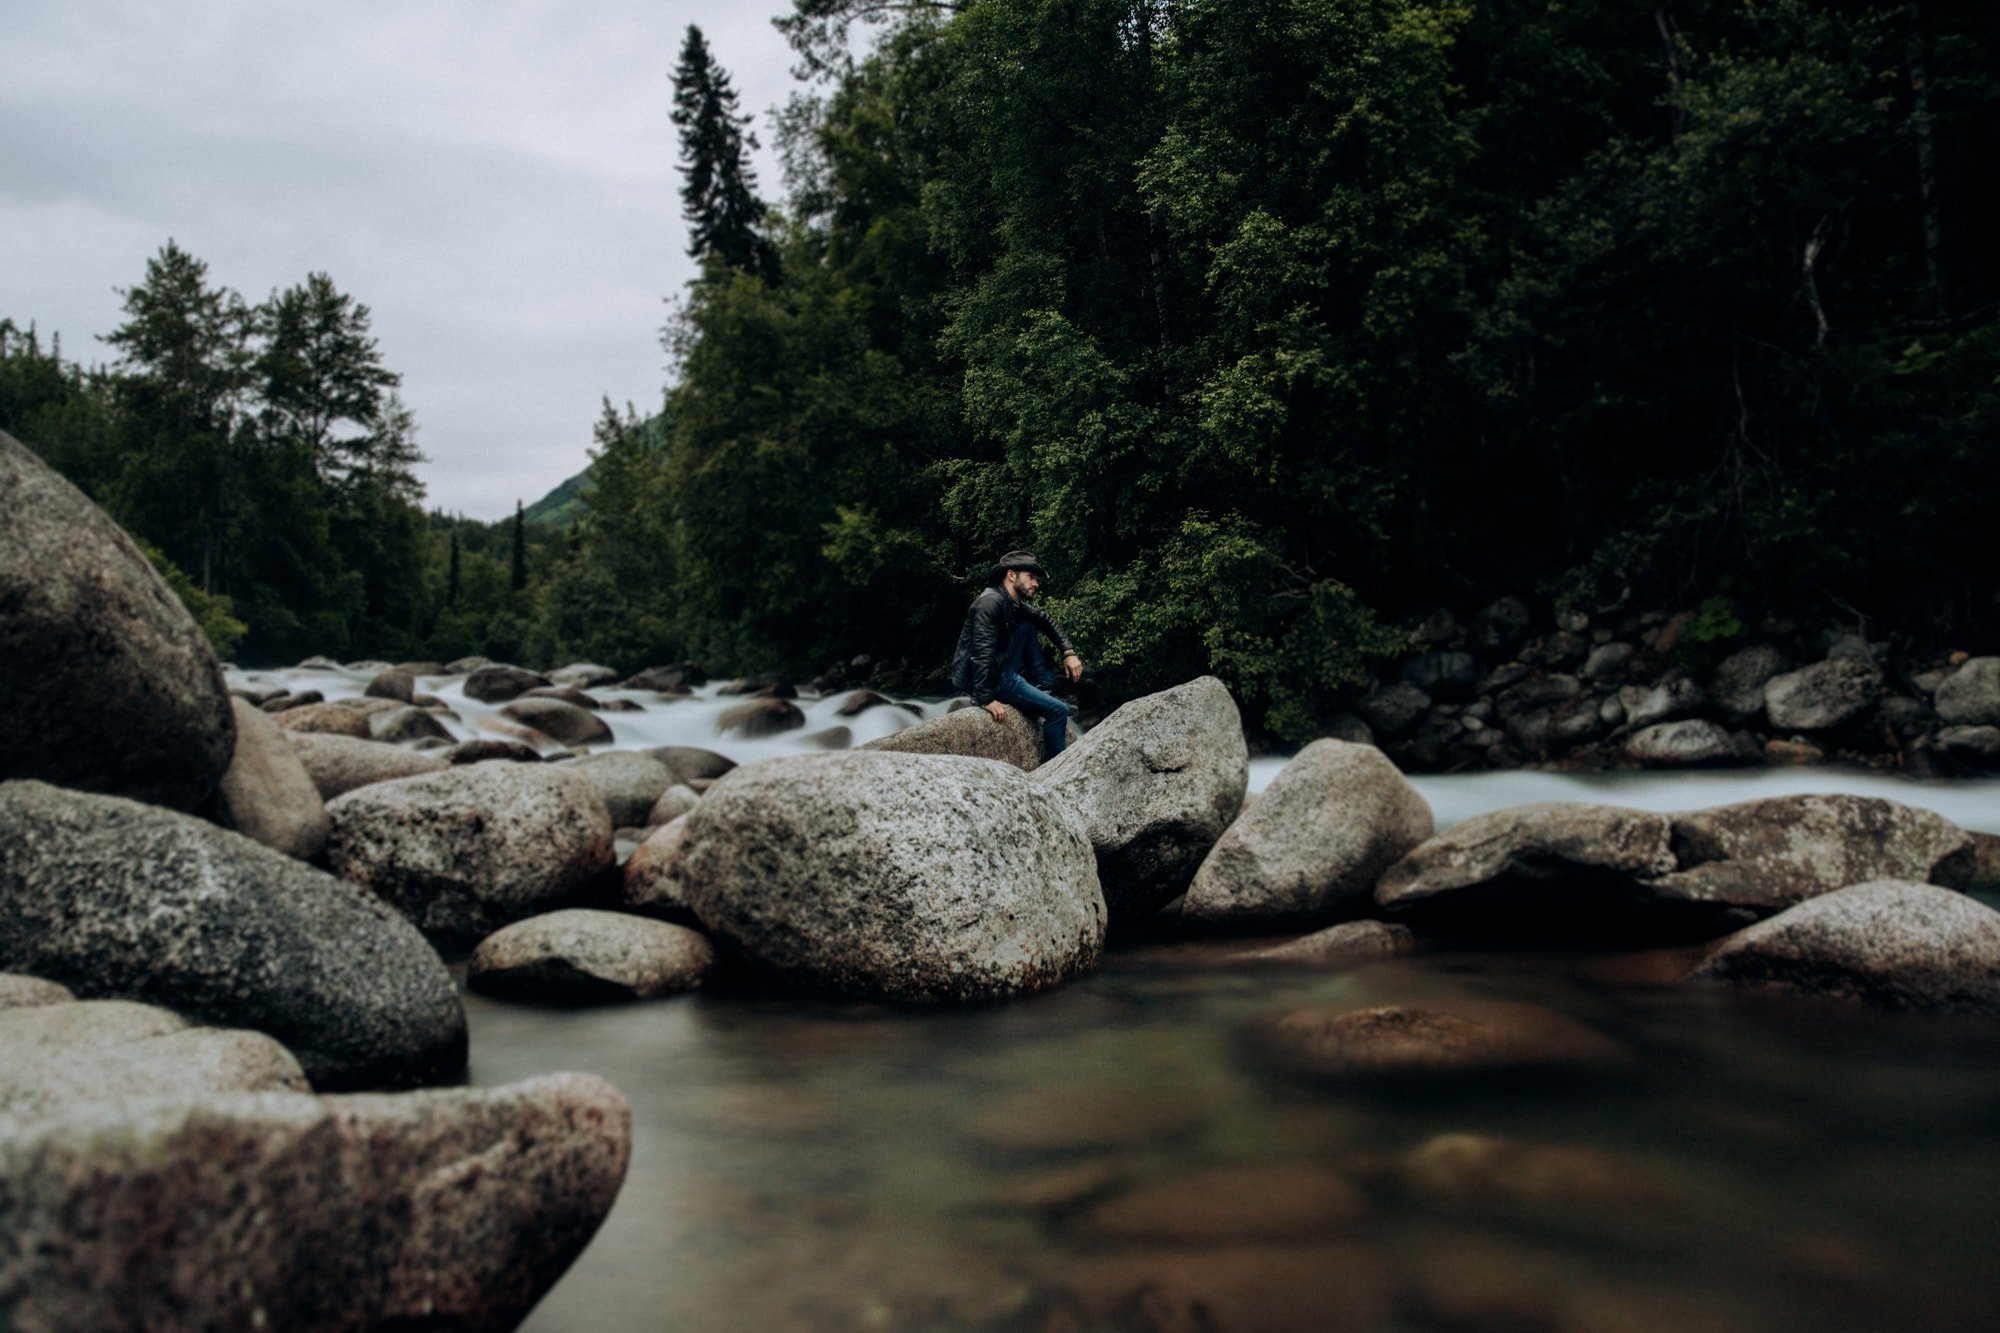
951, 586, 1074, 705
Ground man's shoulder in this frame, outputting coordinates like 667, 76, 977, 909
969, 585, 1007, 611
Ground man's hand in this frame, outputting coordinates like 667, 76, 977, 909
984, 700, 1008, 722
1062, 651, 1084, 684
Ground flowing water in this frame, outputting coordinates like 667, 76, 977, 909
240, 666, 2000, 1331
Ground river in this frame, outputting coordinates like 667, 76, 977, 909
241, 665, 2000, 1331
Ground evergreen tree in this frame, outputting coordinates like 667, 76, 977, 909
510, 500, 528, 592
672, 25, 779, 280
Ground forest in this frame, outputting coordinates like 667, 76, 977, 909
5, 0, 1995, 743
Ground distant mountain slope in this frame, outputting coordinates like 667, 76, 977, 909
523, 467, 590, 528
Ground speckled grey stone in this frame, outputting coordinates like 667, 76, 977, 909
1623, 719, 1741, 767
678, 752, 1104, 1001
613, 814, 699, 925
469, 909, 717, 1000
0, 999, 307, 1118
1935, 657, 2000, 727
646, 783, 701, 828
572, 750, 675, 827
1183, 740, 1432, 930
0, 974, 75, 1010
860, 704, 1044, 770
0, 1073, 631, 1333
0, 430, 234, 810
288, 730, 450, 799
0, 781, 465, 1089
324, 763, 615, 951
1763, 657, 1882, 730
211, 697, 329, 858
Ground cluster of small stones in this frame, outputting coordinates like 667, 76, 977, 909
1336, 595, 2000, 775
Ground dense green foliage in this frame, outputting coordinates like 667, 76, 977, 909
8, 3, 1995, 741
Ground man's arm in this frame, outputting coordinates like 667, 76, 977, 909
1018, 601, 1084, 683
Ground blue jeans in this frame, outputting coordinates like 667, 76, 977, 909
994, 623, 1070, 760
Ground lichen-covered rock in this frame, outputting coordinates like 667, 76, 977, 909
1640, 794, 1974, 912
469, 909, 716, 1001
0, 781, 465, 1089
0, 1073, 631, 1333
1374, 804, 1678, 925
1033, 677, 1248, 922
288, 730, 449, 799
210, 696, 329, 859
1689, 880, 2000, 1013
571, 750, 675, 827
1763, 657, 1882, 731
678, 752, 1104, 1001
1182, 740, 1432, 930
1624, 719, 1742, 768
0, 998, 307, 1119
324, 764, 615, 951
0, 430, 235, 810
1934, 657, 2000, 727
860, 704, 1044, 770
501, 696, 612, 746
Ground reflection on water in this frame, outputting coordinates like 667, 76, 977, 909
470, 943, 2000, 1332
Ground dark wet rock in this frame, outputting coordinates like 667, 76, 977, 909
623, 662, 705, 692
1967, 832, 2000, 892
324, 764, 615, 952
1077, 1165, 1365, 1243
1469, 595, 1534, 655
443, 738, 544, 765
596, 697, 643, 713
0, 974, 74, 1009
209, 696, 330, 859
1619, 677, 1708, 730
1479, 661, 1533, 695
1253, 1001, 1628, 1082
646, 783, 701, 828
1321, 713, 1376, 746
1625, 719, 1742, 767
1534, 630, 1590, 669
261, 689, 325, 712
1375, 804, 1678, 931
797, 725, 852, 750
611, 815, 698, 925
367, 703, 455, 745
468, 909, 716, 1001
1408, 605, 1459, 646
393, 661, 446, 678
1690, 880, 2000, 1014
1763, 657, 1882, 731
463, 663, 552, 703
1941, 726, 2000, 765
834, 689, 919, 718
714, 696, 805, 738
1641, 794, 1974, 912
1394, 1133, 1673, 1211
0, 1073, 631, 1333
1581, 642, 1638, 681
548, 662, 622, 689
645, 745, 737, 787
1707, 644, 1792, 722
716, 672, 796, 697
501, 697, 613, 746
1877, 694, 1939, 743
570, 750, 674, 827
0, 999, 308, 1118
1935, 657, 2000, 727
520, 685, 602, 709
0, 430, 235, 812
0, 781, 466, 1089
1230, 921, 1419, 968
363, 669, 415, 703
1183, 740, 1432, 930
1354, 681, 1433, 738
860, 705, 1043, 770
1402, 652, 1483, 703
1034, 677, 1248, 922
442, 655, 491, 674
678, 752, 1104, 1001
1045, 1243, 1391, 1333
288, 731, 449, 800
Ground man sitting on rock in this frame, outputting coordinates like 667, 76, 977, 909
951, 550, 1085, 760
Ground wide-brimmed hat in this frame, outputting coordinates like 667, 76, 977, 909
989, 549, 1047, 581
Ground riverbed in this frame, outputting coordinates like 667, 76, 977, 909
242, 666, 2000, 1331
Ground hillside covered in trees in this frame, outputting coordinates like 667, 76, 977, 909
6, 0, 1996, 743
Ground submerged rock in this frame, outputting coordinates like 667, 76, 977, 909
0, 781, 466, 1089
1033, 676, 1248, 922
0, 1073, 631, 1333
1253, 1001, 1629, 1082
1688, 880, 2000, 1014
1230, 921, 1420, 969
1076, 1164, 1365, 1243
0, 430, 235, 811
324, 764, 615, 952
1182, 740, 1432, 930
469, 909, 717, 1002
677, 752, 1104, 1001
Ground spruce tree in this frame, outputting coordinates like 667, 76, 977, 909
510, 500, 528, 592
671, 26, 778, 280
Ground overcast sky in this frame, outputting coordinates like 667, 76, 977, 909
0, 1, 807, 521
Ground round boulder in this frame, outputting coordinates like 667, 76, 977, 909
468, 909, 717, 1001
549, 662, 622, 689
1182, 740, 1433, 930
210, 697, 330, 859
677, 752, 1104, 1001
464, 664, 552, 703
363, 669, 415, 703
1623, 719, 1742, 768
714, 696, 805, 738
0, 780, 466, 1089
1708, 644, 1792, 722
646, 745, 737, 787
288, 732, 449, 800
859, 703, 1043, 770
612, 814, 699, 925
1934, 657, 2000, 727
570, 750, 675, 827
501, 697, 612, 746
0, 430, 235, 810
1689, 880, 2000, 1014
1033, 676, 1248, 922
646, 783, 701, 828
324, 764, 615, 951
1763, 657, 1882, 731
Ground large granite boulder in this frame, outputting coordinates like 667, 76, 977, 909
208, 696, 330, 859
1763, 657, 1881, 731
1033, 677, 1248, 921
1374, 804, 1679, 931
0, 781, 466, 1089
1934, 656, 2000, 727
1689, 880, 2000, 1014
0, 998, 307, 1119
859, 704, 1044, 771
571, 750, 675, 827
677, 752, 1104, 1001
324, 764, 615, 952
0, 430, 235, 810
1639, 794, 1974, 912
1182, 740, 1432, 930
468, 909, 717, 1001
0, 1073, 631, 1333
287, 731, 450, 799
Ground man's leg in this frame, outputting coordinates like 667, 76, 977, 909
995, 669, 1071, 760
